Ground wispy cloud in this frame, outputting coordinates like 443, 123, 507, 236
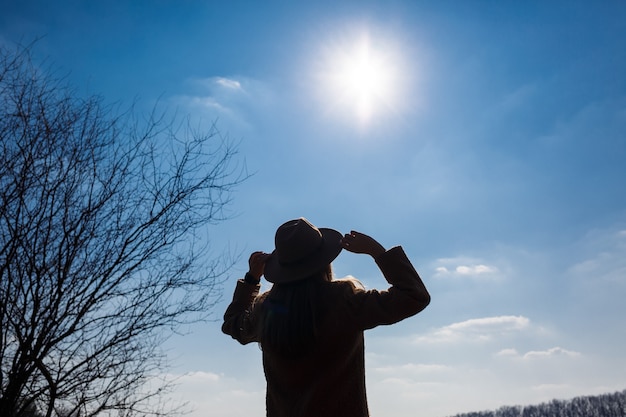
213, 77, 242, 90
523, 347, 581, 360
497, 83, 538, 113
192, 76, 245, 93
496, 346, 581, 360
182, 95, 228, 111
567, 226, 626, 285
167, 369, 265, 417
178, 370, 221, 383
414, 315, 530, 344
433, 257, 501, 280
375, 362, 452, 376
169, 75, 273, 132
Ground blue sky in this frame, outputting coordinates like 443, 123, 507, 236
2, 1, 625, 416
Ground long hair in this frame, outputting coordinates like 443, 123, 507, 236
258, 265, 332, 357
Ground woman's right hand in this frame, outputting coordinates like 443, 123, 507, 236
341, 231, 386, 258
248, 251, 270, 280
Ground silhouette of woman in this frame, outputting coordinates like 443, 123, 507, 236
222, 217, 430, 417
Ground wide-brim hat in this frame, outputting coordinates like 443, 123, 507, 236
264, 218, 343, 284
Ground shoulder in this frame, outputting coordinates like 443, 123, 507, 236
329, 276, 366, 291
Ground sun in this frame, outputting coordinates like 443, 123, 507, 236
335, 41, 391, 120
316, 31, 401, 124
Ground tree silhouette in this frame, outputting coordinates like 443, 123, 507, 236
447, 389, 626, 417
0, 45, 246, 417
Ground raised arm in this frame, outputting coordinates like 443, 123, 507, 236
341, 231, 431, 329
221, 251, 270, 344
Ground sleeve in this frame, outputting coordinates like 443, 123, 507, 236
221, 279, 263, 345
347, 246, 430, 330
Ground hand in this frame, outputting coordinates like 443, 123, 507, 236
248, 251, 271, 280
340, 231, 385, 258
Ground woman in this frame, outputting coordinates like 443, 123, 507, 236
222, 218, 430, 417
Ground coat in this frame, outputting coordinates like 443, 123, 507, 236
222, 246, 430, 417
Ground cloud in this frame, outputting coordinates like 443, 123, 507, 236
496, 346, 581, 360
167, 369, 265, 417
182, 95, 227, 111
434, 257, 501, 280
191, 76, 245, 93
450, 315, 528, 331
530, 383, 575, 396
169, 75, 274, 132
497, 83, 538, 112
178, 370, 221, 383
213, 77, 242, 90
434, 265, 497, 275
523, 347, 581, 360
567, 226, 626, 285
415, 315, 530, 344
495, 348, 519, 357
375, 363, 452, 376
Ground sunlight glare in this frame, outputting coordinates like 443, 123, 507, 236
317, 31, 403, 125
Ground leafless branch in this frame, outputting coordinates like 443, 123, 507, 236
0, 44, 247, 417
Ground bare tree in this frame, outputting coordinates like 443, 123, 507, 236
0, 45, 246, 417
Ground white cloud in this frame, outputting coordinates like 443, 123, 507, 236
523, 347, 581, 360
183, 95, 227, 111
165, 369, 265, 417
495, 346, 581, 360
169, 74, 274, 133
415, 315, 530, 344
375, 363, 452, 376
178, 370, 221, 383
457, 264, 497, 275
192, 76, 245, 93
214, 77, 242, 90
495, 348, 519, 357
447, 316, 530, 330
434, 257, 501, 280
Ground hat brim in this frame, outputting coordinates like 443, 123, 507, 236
264, 228, 343, 284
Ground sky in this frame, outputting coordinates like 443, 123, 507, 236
1, 1, 625, 416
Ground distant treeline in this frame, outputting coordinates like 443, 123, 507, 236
448, 389, 626, 417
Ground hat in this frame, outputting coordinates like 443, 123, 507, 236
264, 218, 343, 284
